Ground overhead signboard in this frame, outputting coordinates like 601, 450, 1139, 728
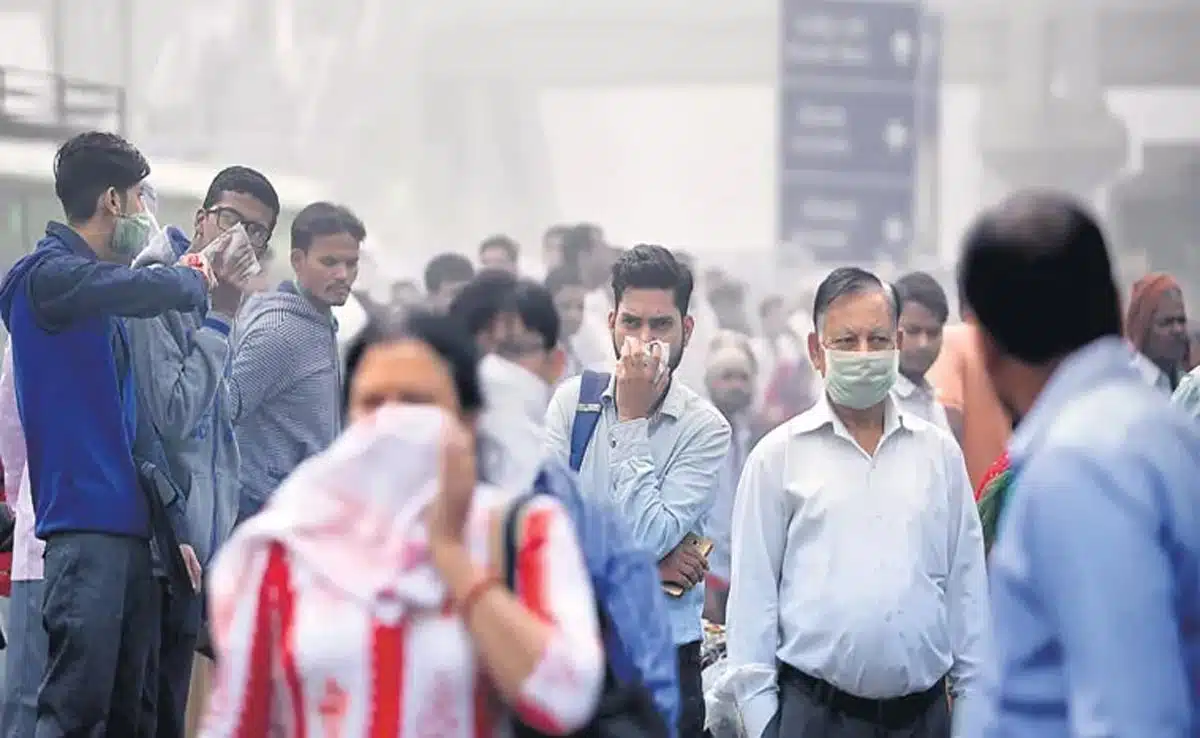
778, 0, 925, 266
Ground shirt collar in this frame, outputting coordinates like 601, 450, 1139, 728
790, 391, 909, 442
1008, 336, 1141, 463
600, 371, 688, 419
892, 373, 925, 399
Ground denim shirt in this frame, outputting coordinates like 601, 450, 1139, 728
976, 337, 1200, 738
545, 373, 731, 646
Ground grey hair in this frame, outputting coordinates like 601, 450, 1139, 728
707, 329, 758, 373
811, 266, 899, 336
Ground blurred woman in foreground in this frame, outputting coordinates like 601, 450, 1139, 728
199, 311, 603, 737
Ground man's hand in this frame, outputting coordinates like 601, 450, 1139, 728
658, 541, 708, 592
179, 544, 202, 592
615, 337, 668, 422
209, 280, 243, 317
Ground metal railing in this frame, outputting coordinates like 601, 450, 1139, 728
0, 66, 126, 140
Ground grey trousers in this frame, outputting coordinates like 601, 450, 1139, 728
0, 579, 45, 738
765, 665, 950, 738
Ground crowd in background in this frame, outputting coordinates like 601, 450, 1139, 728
0, 130, 1198, 738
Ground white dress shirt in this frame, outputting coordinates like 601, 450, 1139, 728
892, 373, 952, 434
726, 395, 989, 738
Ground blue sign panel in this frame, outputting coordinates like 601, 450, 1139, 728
780, 0, 922, 85
778, 0, 926, 265
779, 179, 915, 267
781, 85, 918, 179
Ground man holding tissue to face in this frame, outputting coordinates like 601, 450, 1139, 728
725, 267, 989, 738
545, 244, 731, 738
125, 165, 278, 737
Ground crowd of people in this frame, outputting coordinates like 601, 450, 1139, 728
0, 129, 1196, 738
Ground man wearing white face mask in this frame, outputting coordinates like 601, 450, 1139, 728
725, 267, 989, 738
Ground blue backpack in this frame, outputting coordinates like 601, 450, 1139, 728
568, 370, 611, 472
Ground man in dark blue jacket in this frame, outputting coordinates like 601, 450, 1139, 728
0, 132, 215, 737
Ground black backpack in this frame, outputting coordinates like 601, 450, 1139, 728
502, 491, 669, 738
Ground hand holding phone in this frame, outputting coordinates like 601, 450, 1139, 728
660, 533, 712, 597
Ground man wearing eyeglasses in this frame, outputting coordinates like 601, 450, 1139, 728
123, 165, 280, 737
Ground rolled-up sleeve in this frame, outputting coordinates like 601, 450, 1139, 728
941, 438, 989, 737
512, 497, 605, 734
608, 411, 731, 558
726, 439, 788, 738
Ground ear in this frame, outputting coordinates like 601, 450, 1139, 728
101, 186, 121, 217
607, 309, 616, 333
289, 247, 305, 274
895, 329, 905, 352
807, 331, 825, 376
681, 314, 695, 347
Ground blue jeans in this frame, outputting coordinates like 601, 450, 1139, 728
0, 580, 46, 738
36, 533, 160, 738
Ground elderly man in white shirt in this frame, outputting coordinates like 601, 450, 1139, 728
726, 266, 989, 738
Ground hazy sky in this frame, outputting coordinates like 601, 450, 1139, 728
540, 85, 1200, 262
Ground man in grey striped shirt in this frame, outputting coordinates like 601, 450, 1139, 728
229, 202, 365, 522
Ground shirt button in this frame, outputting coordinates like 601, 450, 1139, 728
610, 438, 617, 447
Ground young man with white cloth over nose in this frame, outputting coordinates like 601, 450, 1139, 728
450, 270, 680, 734
725, 266, 989, 738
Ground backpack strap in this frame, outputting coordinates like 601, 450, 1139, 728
568, 370, 611, 472
501, 492, 540, 590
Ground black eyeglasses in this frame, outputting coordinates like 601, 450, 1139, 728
206, 207, 272, 249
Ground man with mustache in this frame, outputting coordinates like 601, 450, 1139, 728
229, 202, 365, 522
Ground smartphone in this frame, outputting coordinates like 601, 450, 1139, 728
662, 533, 713, 597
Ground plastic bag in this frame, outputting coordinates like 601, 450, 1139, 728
130, 209, 174, 269
704, 662, 777, 738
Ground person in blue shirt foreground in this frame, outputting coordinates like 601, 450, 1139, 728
958, 189, 1200, 738
0, 132, 223, 737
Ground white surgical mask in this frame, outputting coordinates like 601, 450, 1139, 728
823, 348, 899, 410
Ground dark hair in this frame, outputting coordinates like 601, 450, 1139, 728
958, 190, 1122, 364
894, 271, 950, 324
759, 294, 786, 318
343, 309, 484, 418
812, 266, 898, 332
54, 131, 150, 223
202, 166, 281, 223
448, 269, 560, 350
543, 264, 583, 297
291, 202, 366, 252
424, 253, 476, 294
543, 223, 571, 243
478, 234, 519, 262
611, 244, 694, 315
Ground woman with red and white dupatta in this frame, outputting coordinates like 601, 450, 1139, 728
199, 311, 604, 738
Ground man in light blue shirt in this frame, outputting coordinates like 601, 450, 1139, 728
545, 244, 731, 738
959, 190, 1200, 738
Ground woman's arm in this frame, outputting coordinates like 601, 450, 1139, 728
431, 498, 604, 735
